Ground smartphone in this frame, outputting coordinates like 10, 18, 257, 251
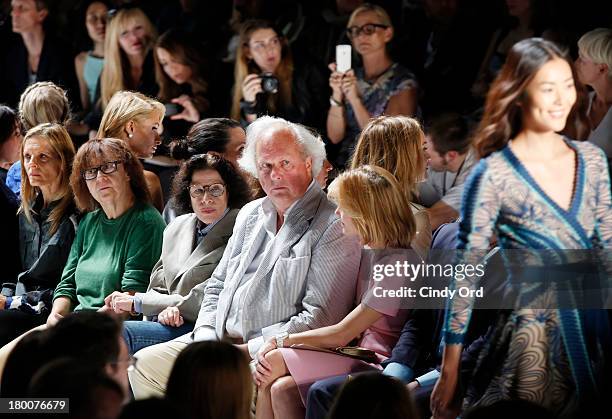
336, 44, 351, 73
164, 103, 182, 117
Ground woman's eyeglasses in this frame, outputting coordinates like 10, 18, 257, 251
82, 161, 122, 180
346, 23, 389, 39
188, 183, 226, 199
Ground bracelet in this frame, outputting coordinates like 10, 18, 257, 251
240, 100, 258, 115
329, 96, 343, 107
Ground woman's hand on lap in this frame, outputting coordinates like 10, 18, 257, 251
157, 306, 184, 327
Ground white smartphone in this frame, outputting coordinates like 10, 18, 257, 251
336, 44, 351, 73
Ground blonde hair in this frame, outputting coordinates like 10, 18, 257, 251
97, 90, 164, 139
230, 20, 293, 121
19, 123, 75, 236
350, 116, 426, 201
18, 82, 70, 131
578, 28, 612, 78
100, 8, 157, 108
328, 165, 415, 248
347, 3, 393, 30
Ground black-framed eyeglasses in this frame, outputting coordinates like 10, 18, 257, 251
188, 183, 226, 199
82, 161, 122, 180
346, 23, 389, 39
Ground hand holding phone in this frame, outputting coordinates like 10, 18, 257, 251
336, 44, 351, 73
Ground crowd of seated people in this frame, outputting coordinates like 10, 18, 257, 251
0, 1, 611, 418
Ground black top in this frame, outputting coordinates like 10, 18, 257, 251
17, 195, 78, 291
0, 33, 78, 108
241, 59, 329, 132
0, 181, 20, 282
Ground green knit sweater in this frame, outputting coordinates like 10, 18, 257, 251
53, 203, 165, 311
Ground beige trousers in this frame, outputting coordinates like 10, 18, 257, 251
129, 337, 190, 399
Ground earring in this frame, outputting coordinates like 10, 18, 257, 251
128, 133, 134, 139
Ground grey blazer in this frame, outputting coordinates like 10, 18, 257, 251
191, 183, 362, 353
138, 209, 238, 322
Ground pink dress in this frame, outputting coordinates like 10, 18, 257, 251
279, 250, 415, 403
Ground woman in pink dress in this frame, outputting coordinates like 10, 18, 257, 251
253, 165, 420, 419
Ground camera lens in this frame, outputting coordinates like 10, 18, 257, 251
260, 72, 279, 94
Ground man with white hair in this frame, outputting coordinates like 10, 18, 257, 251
129, 116, 362, 398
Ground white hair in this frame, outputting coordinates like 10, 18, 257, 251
238, 116, 326, 179
578, 28, 612, 78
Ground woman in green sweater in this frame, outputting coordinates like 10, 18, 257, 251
47, 137, 165, 326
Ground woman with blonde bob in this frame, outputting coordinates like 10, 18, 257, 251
100, 7, 158, 109
350, 115, 432, 257
97, 90, 165, 211
327, 3, 418, 169
253, 165, 419, 419
5, 82, 71, 197
575, 28, 612, 164
0, 123, 77, 345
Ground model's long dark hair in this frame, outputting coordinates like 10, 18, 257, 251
474, 38, 577, 158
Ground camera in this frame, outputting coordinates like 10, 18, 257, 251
260, 72, 279, 94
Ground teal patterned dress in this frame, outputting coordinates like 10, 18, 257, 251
443, 138, 612, 415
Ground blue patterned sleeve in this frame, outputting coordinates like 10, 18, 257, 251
594, 150, 612, 247
443, 159, 502, 344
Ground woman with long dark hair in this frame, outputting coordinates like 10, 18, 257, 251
155, 28, 209, 124
431, 38, 611, 418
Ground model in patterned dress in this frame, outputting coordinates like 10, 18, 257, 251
431, 38, 612, 419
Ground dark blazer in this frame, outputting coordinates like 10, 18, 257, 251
0, 34, 78, 108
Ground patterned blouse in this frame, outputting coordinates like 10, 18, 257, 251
333, 62, 418, 169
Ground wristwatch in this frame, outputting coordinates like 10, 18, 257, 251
329, 96, 343, 107
275, 331, 289, 348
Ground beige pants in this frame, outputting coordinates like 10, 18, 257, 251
129, 336, 190, 399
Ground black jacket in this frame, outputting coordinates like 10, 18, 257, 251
243, 59, 329, 132
0, 33, 78, 108
17, 196, 78, 291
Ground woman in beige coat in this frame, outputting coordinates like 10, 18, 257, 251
104, 154, 251, 354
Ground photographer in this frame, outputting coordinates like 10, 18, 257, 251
230, 20, 328, 131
